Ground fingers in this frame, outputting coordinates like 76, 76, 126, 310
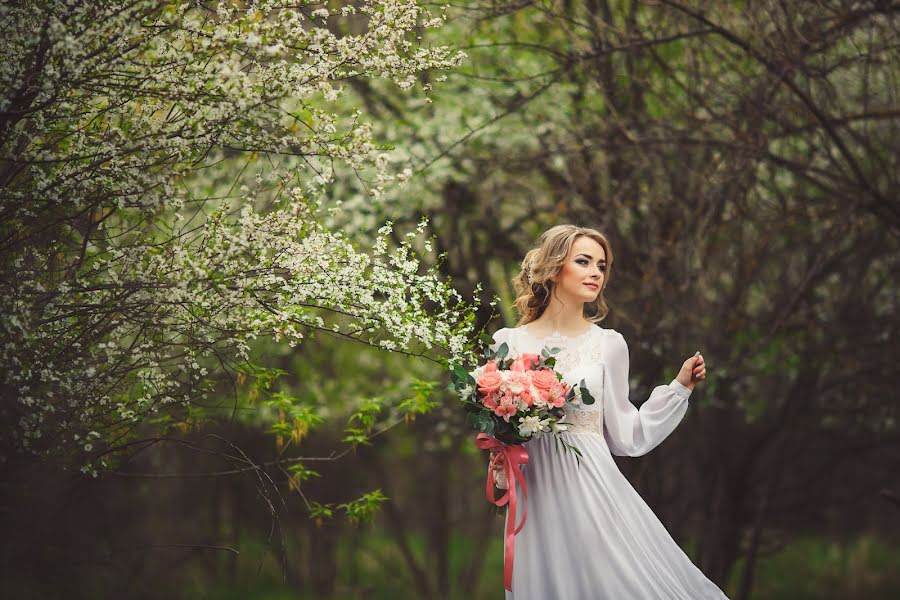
489, 452, 502, 469
692, 357, 707, 380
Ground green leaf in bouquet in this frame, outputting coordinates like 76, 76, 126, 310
494, 341, 509, 362
578, 380, 596, 405
557, 436, 585, 468
571, 445, 584, 468
467, 411, 496, 437
452, 363, 476, 386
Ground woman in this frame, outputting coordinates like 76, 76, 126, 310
488, 224, 729, 599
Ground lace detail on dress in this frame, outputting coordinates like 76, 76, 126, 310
559, 408, 602, 434
516, 325, 605, 374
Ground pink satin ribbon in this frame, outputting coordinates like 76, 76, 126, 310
474, 433, 529, 592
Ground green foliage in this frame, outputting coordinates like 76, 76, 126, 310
335, 489, 390, 526
396, 379, 440, 421
264, 390, 325, 450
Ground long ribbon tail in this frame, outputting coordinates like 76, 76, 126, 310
474, 433, 529, 592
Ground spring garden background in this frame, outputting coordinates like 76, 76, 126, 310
1, 1, 898, 598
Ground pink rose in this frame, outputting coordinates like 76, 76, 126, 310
484, 359, 499, 373
531, 368, 558, 391
519, 353, 541, 370
509, 358, 527, 372
477, 371, 503, 395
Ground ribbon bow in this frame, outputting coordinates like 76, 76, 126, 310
474, 433, 529, 592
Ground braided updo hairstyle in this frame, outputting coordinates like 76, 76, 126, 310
511, 224, 614, 326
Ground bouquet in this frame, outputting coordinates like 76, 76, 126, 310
448, 335, 595, 592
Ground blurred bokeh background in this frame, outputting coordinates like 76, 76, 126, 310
2, 1, 899, 599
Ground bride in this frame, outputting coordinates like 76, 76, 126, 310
487, 224, 730, 599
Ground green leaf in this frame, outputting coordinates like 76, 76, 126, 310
341, 427, 372, 446
336, 489, 390, 525
288, 462, 321, 481
579, 380, 595, 405
467, 411, 496, 437
308, 501, 335, 521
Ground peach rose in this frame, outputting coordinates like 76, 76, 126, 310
531, 368, 558, 391
476, 371, 503, 395
519, 353, 541, 370
508, 357, 527, 372
484, 359, 499, 373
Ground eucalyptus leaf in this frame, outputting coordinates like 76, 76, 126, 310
579, 380, 595, 405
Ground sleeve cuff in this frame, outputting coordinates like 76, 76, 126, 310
669, 378, 692, 400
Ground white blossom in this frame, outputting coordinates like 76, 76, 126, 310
0, 0, 473, 468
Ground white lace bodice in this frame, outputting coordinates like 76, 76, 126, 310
489, 324, 693, 453
514, 324, 606, 375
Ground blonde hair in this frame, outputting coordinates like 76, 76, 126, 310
512, 224, 614, 325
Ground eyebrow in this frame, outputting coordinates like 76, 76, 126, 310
576, 253, 607, 263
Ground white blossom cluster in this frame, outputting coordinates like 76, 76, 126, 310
0, 0, 473, 471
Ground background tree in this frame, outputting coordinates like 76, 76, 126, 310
3, 1, 899, 599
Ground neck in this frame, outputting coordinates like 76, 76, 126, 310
532, 296, 589, 332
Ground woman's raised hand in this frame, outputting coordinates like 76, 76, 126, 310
676, 351, 706, 391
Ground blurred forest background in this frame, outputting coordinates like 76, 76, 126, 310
2, 1, 899, 599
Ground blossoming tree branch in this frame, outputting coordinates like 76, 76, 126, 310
0, 0, 479, 497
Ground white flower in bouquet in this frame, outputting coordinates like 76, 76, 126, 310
551, 419, 570, 434
470, 364, 486, 380
517, 415, 544, 437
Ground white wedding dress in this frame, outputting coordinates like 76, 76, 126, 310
490, 324, 730, 599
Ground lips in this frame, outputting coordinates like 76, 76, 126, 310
583, 283, 599, 290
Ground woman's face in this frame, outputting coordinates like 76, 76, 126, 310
551, 236, 606, 302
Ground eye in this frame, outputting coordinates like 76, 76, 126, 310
577, 259, 606, 272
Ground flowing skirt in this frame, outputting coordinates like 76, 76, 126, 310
503, 431, 730, 599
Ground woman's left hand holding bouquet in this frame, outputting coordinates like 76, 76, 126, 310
489, 448, 509, 489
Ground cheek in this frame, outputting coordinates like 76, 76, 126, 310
561, 264, 583, 284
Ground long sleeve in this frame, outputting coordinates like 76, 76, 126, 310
602, 330, 692, 457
